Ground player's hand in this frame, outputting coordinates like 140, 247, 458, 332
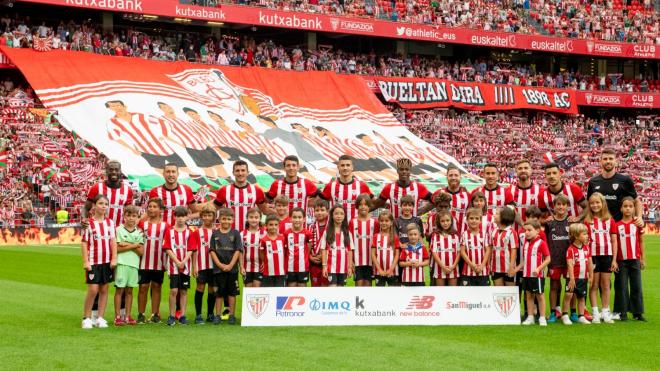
507, 268, 516, 278
240, 267, 246, 276
176, 261, 184, 269
567, 216, 581, 223
83, 262, 91, 271
534, 267, 541, 276
192, 269, 198, 278
610, 260, 619, 273
640, 258, 646, 270
568, 279, 575, 290
377, 268, 385, 276
442, 266, 451, 274
476, 264, 483, 274
633, 216, 644, 228
110, 259, 117, 269
80, 219, 89, 229
322, 267, 328, 278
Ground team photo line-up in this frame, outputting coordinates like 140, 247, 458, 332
79, 149, 646, 328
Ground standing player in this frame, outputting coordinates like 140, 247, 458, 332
371, 158, 432, 219
460, 208, 491, 286
284, 208, 313, 287
349, 194, 378, 287
81, 195, 117, 329
519, 220, 551, 326
192, 204, 217, 324
267, 155, 318, 214
320, 205, 354, 287
136, 198, 169, 324
209, 208, 243, 325
241, 208, 265, 288
309, 200, 330, 287
544, 195, 571, 323
260, 215, 287, 287
542, 162, 586, 220
471, 163, 514, 216
490, 206, 518, 287
507, 159, 547, 222
561, 223, 593, 325
320, 155, 373, 222
212, 160, 273, 231
399, 224, 429, 286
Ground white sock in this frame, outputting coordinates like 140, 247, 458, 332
120, 308, 126, 319
91, 310, 98, 319
592, 307, 599, 315
602, 308, 610, 316
555, 306, 561, 312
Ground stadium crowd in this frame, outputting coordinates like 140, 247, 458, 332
1, 16, 658, 92
183, 0, 660, 44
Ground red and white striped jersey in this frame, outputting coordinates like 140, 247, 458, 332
158, 115, 207, 150
430, 232, 460, 279
614, 221, 643, 261
214, 183, 266, 231
260, 235, 286, 276
82, 218, 115, 265
425, 212, 465, 237
138, 220, 169, 271
163, 227, 199, 276
378, 181, 431, 218
278, 217, 293, 235
472, 185, 513, 216
585, 217, 616, 256
107, 112, 172, 156
321, 178, 373, 222
194, 227, 214, 271
566, 244, 591, 279
308, 221, 328, 256
241, 228, 265, 273
480, 214, 495, 240
542, 182, 585, 218
430, 187, 470, 233
508, 183, 547, 221
400, 244, 429, 283
522, 237, 550, 278
267, 177, 318, 212
87, 182, 133, 227
372, 233, 400, 274
284, 229, 312, 272
490, 226, 519, 273
149, 184, 195, 226
319, 231, 354, 274
461, 229, 489, 276
348, 217, 378, 266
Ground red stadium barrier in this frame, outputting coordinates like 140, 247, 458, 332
16, 0, 660, 60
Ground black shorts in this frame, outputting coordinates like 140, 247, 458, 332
375, 275, 400, 287
261, 275, 286, 287
566, 278, 588, 298
592, 255, 613, 273
214, 272, 239, 297
286, 271, 309, 284
196, 269, 214, 284
85, 263, 113, 285
141, 152, 186, 169
170, 274, 191, 290
138, 269, 164, 285
491, 272, 516, 283
354, 266, 373, 282
461, 275, 490, 286
402, 282, 425, 286
243, 271, 263, 284
327, 273, 347, 286
523, 277, 545, 294
186, 147, 224, 168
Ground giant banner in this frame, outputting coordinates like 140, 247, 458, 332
1, 47, 479, 190
17, 0, 660, 60
241, 287, 520, 326
365, 77, 577, 113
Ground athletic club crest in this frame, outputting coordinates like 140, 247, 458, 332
330, 18, 339, 31
493, 294, 516, 318
247, 294, 270, 318
585, 93, 593, 104
613, 184, 619, 190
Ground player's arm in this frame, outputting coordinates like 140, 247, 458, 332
81, 241, 91, 271
417, 201, 434, 216
536, 248, 551, 276
116, 241, 135, 252
166, 249, 181, 266
258, 201, 276, 216
639, 237, 646, 270
566, 257, 576, 290
80, 199, 93, 229
110, 238, 117, 268
508, 246, 518, 277
460, 243, 473, 270
420, 248, 430, 267
371, 245, 382, 275
369, 196, 387, 212
634, 197, 644, 227
134, 234, 144, 256
398, 250, 409, 268
610, 231, 619, 272
481, 244, 492, 274
347, 249, 354, 277
228, 231, 243, 271
587, 256, 594, 280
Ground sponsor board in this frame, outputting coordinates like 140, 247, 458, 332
18, 0, 659, 60
241, 287, 520, 326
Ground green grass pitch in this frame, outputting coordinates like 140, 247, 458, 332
1, 236, 658, 370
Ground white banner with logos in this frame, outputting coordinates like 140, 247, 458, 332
241, 287, 520, 326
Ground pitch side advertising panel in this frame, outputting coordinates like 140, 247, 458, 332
17, 0, 660, 60
241, 287, 520, 326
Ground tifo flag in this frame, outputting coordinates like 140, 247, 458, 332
0, 46, 483, 192
542, 152, 557, 164
33, 36, 53, 52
